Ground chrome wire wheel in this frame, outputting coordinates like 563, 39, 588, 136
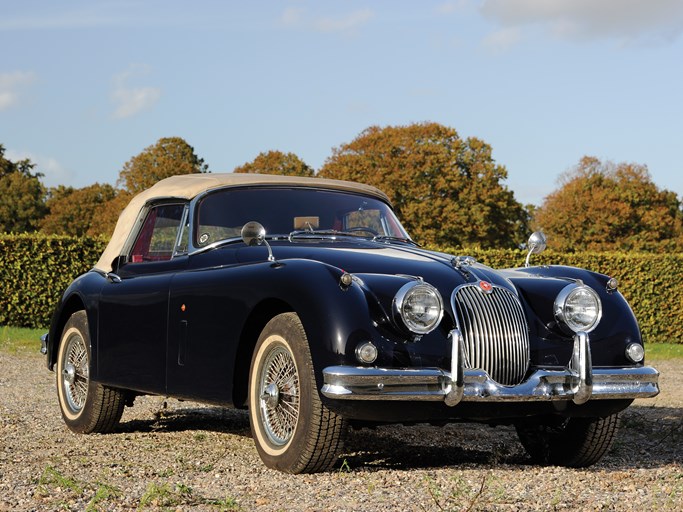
258, 342, 300, 446
61, 331, 89, 414
56, 311, 126, 434
249, 313, 346, 473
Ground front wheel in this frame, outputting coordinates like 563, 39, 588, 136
515, 414, 620, 468
56, 311, 125, 433
248, 313, 346, 473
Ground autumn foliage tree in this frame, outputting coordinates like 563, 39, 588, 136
117, 136, 209, 194
319, 123, 527, 248
234, 150, 314, 177
40, 183, 116, 237
91, 137, 209, 237
0, 145, 46, 233
533, 156, 683, 252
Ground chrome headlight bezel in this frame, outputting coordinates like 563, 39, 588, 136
554, 283, 602, 333
393, 281, 444, 335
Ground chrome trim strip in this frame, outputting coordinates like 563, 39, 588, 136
321, 365, 659, 403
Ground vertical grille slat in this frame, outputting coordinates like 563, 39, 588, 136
452, 285, 530, 386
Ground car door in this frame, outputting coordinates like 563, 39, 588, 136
96, 202, 189, 394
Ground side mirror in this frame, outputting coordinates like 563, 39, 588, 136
241, 221, 266, 247
525, 231, 547, 268
241, 221, 274, 262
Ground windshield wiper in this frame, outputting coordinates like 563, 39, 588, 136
372, 235, 419, 246
288, 230, 369, 241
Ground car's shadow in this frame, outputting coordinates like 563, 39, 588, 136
117, 404, 252, 437
116, 403, 682, 471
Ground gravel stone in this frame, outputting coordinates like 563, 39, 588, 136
0, 351, 680, 511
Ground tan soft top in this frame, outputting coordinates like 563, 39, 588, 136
95, 173, 389, 272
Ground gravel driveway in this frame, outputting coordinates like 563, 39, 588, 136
1, 349, 681, 511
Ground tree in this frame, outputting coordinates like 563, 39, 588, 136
88, 191, 132, 237
88, 137, 209, 238
319, 123, 527, 248
40, 183, 116, 237
234, 150, 314, 177
0, 145, 47, 233
533, 156, 683, 252
117, 136, 209, 194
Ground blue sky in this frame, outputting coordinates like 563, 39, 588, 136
1, 0, 682, 207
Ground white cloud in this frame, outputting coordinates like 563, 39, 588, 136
482, 27, 522, 53
4, 149, 72, 187
280, 7, 374, 34
435, 1, 470, 15
313, 9, 374, 33
111, 65, 161, 119
480, 0, 683, 44
0, 71, 36, 111
281, 7, 305, 27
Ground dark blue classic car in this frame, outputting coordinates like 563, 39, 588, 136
42, 173, 659, 473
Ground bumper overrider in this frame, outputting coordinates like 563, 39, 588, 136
321, 330, 660, 406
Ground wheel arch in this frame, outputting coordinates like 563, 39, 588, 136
232, 298, 294, 407
222, 259, 378, 407
48, 293, 92, 371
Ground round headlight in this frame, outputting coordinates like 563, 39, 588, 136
554, 284, 602, 333
393, 282, 444, 334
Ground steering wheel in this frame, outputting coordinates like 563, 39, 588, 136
345, 226, 379, 236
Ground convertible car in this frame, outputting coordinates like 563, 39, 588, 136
42, 173, 659, 473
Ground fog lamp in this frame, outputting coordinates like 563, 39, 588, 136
626, 343, 644, 363
355, 342, 378, 364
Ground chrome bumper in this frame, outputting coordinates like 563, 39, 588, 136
321, 330, 660, 406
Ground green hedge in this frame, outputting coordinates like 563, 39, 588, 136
1, 234, 681, 343
0, 234, 106, 329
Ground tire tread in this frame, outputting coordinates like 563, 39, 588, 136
57, 311, 126, 435
516, 413, 620, 468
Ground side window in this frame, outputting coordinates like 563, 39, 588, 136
129, 204, 186, 263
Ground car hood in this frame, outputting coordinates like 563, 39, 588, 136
236, 240, 520, 296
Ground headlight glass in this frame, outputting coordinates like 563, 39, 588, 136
394, 282, 444, 334
554, 284, 602, 333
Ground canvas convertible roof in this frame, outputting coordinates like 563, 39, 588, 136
95, 173, 390, 273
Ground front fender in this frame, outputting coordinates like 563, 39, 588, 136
170, 257, 395, 398
46, 271, 105, 371
509, 265, 643, 366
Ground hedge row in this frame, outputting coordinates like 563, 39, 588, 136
1, 234, 681, 343
0, 234, 106, 329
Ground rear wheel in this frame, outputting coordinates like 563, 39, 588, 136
248, 313, 346, 473
515, 414, 620, 468
56, 311, 125, 433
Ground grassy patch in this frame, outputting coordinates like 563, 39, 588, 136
646, 343, 683, 360
0, 325, 46, 354
37, 465, 82, 496
139, 482, 240, 510
85, 483, 121, 512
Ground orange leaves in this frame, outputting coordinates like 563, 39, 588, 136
319, 122, 527, 248
534, 157, 683, 252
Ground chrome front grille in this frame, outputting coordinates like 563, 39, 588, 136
452, 285, 530, 386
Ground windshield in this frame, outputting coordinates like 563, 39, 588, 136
194, 187, 409, 247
